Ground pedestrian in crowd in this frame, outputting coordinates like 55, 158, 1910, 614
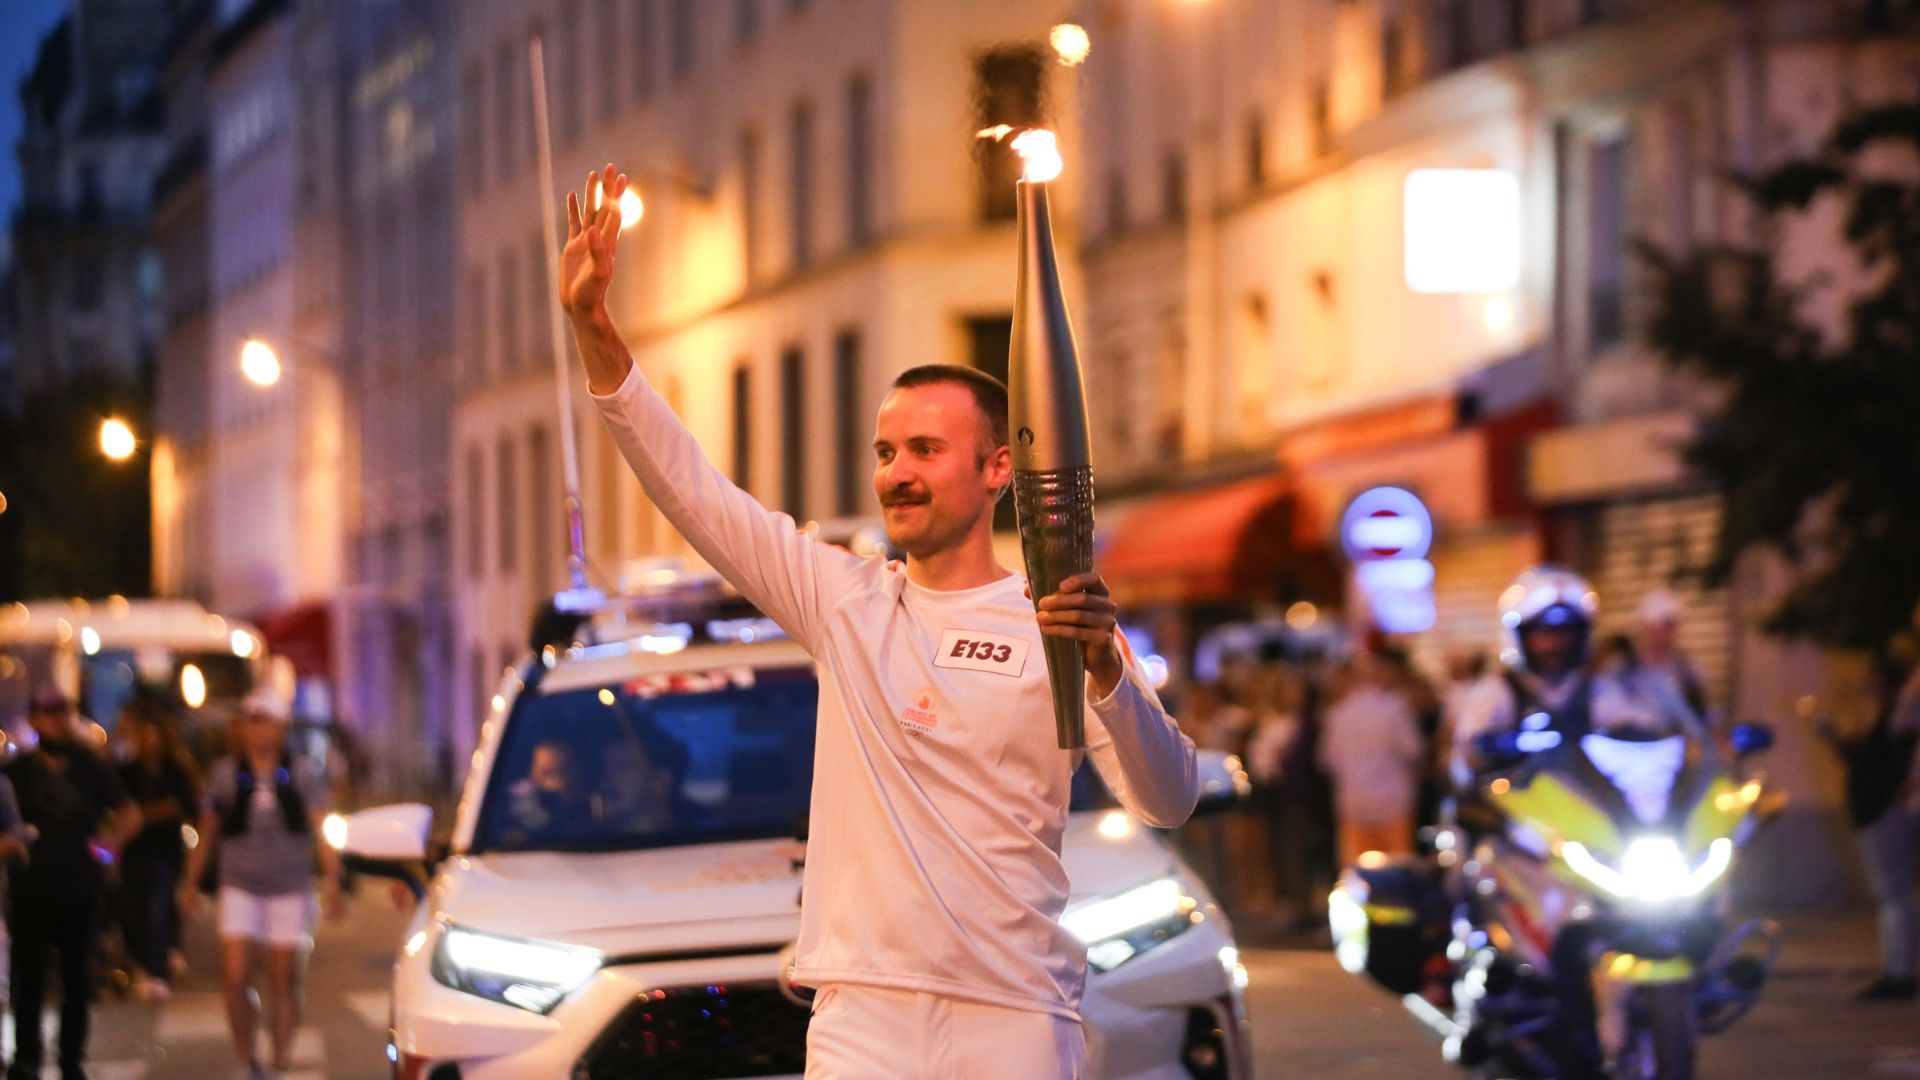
1818, 647, 1920, 1002
1376, 643, 1444, 827
1318, 652, 1425, 867
116, 699, 201, 1001
1245, 665, 1318, 920
564, 163, 1197, 1078
3, 685, 141, 1080
0, 764, 31, 1026
181, 686, 344, 1080
1634, 589, 1709, 720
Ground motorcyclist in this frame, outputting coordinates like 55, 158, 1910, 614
1451, 566, 1706, 785
1447, 566, 1709, 1079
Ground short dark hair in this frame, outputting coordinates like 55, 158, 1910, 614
890, 364, 1009, 461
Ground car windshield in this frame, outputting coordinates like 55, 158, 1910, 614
474, 664, 819, 854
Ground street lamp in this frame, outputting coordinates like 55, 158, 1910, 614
100, 418, 137, 461
240, 338, 284, 387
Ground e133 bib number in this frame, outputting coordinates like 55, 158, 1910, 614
934, 628, 1030, 678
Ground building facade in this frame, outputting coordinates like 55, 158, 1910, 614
9, 0, 176, 403
1077, 0, 1920, 906
447, 0, 1089, 765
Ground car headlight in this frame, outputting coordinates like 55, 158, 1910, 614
429, 923, 603, 1013
1560, 836, 1733, 903
1060, 877, 1198, 973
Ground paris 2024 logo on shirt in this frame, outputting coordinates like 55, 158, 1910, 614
899, 686, 940, 737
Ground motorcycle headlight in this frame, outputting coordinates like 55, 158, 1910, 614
1560, 836, 1733, 903
429, 923, 603, 1013
1060, 877, 1198, 973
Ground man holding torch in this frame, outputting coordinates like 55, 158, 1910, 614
561, 157, 1197, 1077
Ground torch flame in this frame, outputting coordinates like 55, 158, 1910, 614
1011, 129, 1062, 183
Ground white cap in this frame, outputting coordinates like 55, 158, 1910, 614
241, 685, 291, 722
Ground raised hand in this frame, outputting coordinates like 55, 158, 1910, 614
560, 162, 629, 321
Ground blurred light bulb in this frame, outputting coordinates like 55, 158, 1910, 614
1050, 23, 1091, 66
240, 339, 283, 387
181, 663, 207, 709
619, 187, 644, 230
100, 419, 136, 461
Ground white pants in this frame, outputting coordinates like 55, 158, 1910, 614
218, 887, 316, 947
804, 984, 1085, 1080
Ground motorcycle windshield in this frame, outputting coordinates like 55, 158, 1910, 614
1578, 734, 1689, 826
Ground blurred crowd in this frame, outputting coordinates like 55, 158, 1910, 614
0, 684, 361, 1078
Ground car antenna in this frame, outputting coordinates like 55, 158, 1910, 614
530, 33, 603, 616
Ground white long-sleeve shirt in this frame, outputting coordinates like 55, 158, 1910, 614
592, 364, 1199, 1019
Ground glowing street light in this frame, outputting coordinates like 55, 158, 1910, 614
240, 338, 284, 387
1050, 23, 1091, 66
100, 418, 137, 461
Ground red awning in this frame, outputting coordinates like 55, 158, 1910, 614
254, 601, 333, 681
1100, 474, 1302, 606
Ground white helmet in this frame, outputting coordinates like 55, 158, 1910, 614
1498, 565, 1599, 674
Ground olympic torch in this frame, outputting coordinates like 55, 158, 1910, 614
1005, 129, 1092, 750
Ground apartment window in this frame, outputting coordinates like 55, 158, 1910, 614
735, 0, 758, 44
670, 0, 696, 78
965, 316, 1015, 531
461, 62, 484, 182
496, 436, 518, 572
634, 0, 657, 98
1309, 77, 1332, 156
1442, 0, 1474, 69
69, 258, 103, 311
466, 265, 487, 380
469, 646, 487, 728
497, 250, 519, 375
598, 0, 622, 116
789, 101, 815, 268
558, 0, 584, 142
1381, 17, 1405, 99
465, 446, 485, 578
1664, 104, 1696, 246
781, 346, 805, 518
528, 232, 548, 359
731, 364, 753, 489
847, 74, 873, 246
972, 47, 1047, 221
528, 425, 553, 598
1161, 150, 1186, 223
966, 315, 1012, 388
1105, 168, 1127, 235
741, 126, 761, 282
494, 42, 516, 181
1245, 109, 1267, 187
1588, 134, 1630, 349
833, 329, 862, 516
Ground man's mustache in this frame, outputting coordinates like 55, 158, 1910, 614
881, 490, 930, 507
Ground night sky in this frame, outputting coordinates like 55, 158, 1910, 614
1, 0, 70, 264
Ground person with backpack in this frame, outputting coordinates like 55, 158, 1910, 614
180, 686, 343, 1080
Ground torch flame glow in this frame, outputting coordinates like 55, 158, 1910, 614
1011, 129, 1062, 183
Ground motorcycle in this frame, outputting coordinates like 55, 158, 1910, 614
1330, 720, 1781, 1079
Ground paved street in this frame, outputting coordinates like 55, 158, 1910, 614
49, 900, 1920, 1078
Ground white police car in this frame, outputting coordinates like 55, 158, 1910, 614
336, 578, 1252, 1079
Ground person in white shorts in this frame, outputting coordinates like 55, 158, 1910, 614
181, 687, 344, 1080
561, 164, 1201, 1079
